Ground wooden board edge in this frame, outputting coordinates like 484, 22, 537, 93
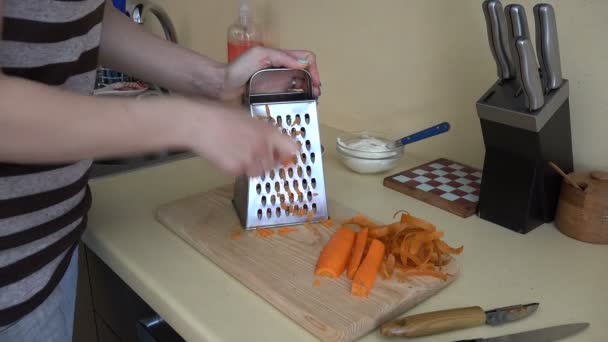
154, 186, 464, 342
382, 179, 475, 218
383, 157, 483, 181
154, 210, 347, 342
346, 262, 461, 341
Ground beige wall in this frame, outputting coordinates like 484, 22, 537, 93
138, 0, 608, 171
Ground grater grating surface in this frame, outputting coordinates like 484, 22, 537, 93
232, 69, 329, 230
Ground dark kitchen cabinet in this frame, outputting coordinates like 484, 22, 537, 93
96, 313, 122, 342
73, 243, 184, 342
73, 243, 98, 342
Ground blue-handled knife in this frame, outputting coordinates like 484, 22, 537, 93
389, 122, 450, 149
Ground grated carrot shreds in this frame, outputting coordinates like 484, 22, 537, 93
256, 229, 274, 239
313, 209, 463, 298
305, 223, 321, 237
230, 232, 241, 240
278, 227, 298, 235
313, 279, 320, 288
321, 219, 333, 228
292, 116, 302, 127
282, 154, 298, 167
306, 210, 315, 223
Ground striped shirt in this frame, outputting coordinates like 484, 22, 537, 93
0, 0, 104, 326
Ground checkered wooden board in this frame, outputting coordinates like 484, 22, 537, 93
383, 158, 482, 218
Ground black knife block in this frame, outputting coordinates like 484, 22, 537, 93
475, 79, 573, 234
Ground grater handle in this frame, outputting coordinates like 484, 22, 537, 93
246, 68, 315, 104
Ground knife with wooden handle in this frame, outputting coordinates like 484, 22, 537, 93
482, 0, 515, 81
534, 3, 563, 92
514, 36, 545, 111
380, 303, 539, 337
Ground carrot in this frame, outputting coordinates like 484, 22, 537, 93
230, 232, 241, 240
313, 278, 320, 288
278, 227, 298, 235
352, 239, 385, 297
315, 227, 356, 278
313, 210, 462, 295
347, 227, 369, 280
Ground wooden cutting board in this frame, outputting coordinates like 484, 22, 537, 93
155, 184, 460, 342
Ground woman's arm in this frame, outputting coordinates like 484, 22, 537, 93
98, 1, 226, 98
98, 1, 321, 100
0, 73, 186, 164
0, 1, 300, 176
0, 72, 296, 176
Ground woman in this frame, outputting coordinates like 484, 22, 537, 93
0, 1, 321, 341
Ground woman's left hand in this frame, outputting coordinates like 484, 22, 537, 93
221, 46, 321, 100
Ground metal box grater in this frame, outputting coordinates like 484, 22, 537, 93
232, 68, 329, 230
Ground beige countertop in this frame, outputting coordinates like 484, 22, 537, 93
83, 124, 606, 342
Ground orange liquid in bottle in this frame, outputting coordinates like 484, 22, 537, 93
227, 40, 264, 62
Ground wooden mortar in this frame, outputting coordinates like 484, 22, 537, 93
554, 170, 608, 244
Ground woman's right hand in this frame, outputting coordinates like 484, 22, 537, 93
184, 100, 299, 177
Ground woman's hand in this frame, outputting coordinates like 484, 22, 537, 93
184, 99, 299, 177
221, 46, 321, 100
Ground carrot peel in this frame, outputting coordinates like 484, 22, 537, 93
278, 227, 298, 235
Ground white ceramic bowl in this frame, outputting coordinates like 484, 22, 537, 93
336, 131, 403, 174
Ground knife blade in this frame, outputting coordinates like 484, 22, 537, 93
454, 322, 590, 342
534, 3, 563, 92
379, 303, 538, 337
482, 0, 515, 81
514, 36, 545, 111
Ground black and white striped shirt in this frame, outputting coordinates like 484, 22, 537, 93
0, 0, 104, 326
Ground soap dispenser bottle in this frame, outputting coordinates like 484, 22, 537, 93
227, 0, 264, 62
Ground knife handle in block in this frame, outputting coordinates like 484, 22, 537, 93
380, 306, 486, 337
482, 0, 515, 80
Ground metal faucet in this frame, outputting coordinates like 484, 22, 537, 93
129, 2, 178, 44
